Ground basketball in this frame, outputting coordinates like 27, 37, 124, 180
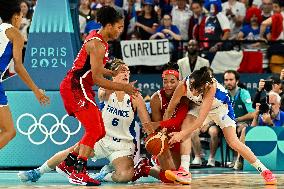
145, 131, 169, 156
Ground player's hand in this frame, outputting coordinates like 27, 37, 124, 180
143, 122, 159, 134
168, 131, 186, 145
124, 80, 139, 96
112, 64, 129, 77
34, 89, 50, 106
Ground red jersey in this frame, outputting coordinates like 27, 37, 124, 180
60, 31, 109, 116
154, 89, 189, 153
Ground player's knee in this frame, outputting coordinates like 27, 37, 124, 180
114, 168, 134, 183
7, 127, 16, 140
209, 128, 219, 137
227, 139, 239, 150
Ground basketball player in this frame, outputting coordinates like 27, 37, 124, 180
132, 67, 192, 184
56, 6, 137, 186
163, 66, 277, 185
0, 0, 49, 149
18, 60, 150, 183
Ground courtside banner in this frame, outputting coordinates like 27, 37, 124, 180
121, 39, 170, 66
3, 0, 77, 91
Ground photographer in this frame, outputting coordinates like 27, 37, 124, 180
251, 91, 284, 127
252, 76, 284, 111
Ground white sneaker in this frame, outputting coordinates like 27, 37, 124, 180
233, 161, 243, 170
191, 157, 202, 165
89, 164, 114, 182
206, 158, 215, 167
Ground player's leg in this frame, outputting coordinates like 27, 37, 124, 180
191, 129, 202, 166
107, 156, 134, 183
69, 105, 105, 186
233, 124, 247, 170
0, 105, 16, 149
222, 126, 277, 184
18, 145, 77, 182
206, 125, 219, 167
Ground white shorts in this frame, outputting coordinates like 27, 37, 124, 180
92, 135, 135, 164
187, 104, 236, 129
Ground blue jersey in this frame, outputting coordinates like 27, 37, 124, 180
0, 23, 13, 81
0, 23, 13, 106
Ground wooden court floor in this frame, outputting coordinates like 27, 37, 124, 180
0, 170, 283, 189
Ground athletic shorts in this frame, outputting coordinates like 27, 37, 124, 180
0, 82, 8, 106
92, 135, 135, 164
188, 104, 236, 129
60, 76, 96, 116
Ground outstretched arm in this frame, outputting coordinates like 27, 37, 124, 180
163, 82, 186, 120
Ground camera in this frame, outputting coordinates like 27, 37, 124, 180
259, 102, 270, 114
263, 80, 273, 92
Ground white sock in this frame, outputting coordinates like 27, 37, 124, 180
180, 155, 190, 172
252, 159, 268, 173
103, 172, 114, 182
37, 161, 53, 175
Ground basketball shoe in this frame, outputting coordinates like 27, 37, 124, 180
56, 161, 75, 177
18, 169, 41, 182
165, 166, 192, 185
261, 170, 277, 185
132, 157, 150, 182
90, 164, 114, 182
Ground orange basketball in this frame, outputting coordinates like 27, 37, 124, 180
145, 131, 169, 156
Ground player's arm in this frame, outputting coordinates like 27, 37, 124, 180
183, 84, 215, 138
150, 93, 163, 122
132, 94, 153, 134
160, 97, 190, 129
163, 82, 186, 120
86, 39, 136, 94
6, 27, 49, 105
98, 87, 113, 102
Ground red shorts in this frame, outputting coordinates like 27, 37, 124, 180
60, 76, 96, 116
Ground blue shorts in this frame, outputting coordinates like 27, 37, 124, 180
0, 82, 8, 106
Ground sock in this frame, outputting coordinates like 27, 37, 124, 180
37, 161, 53, 175
142, 166, 151, 176
159, 170, 172, 183
75, 157, 87, 173
65, 152, 78, 166
103, 172, 114, 182
252, 159, 268, 173
181, 155, 190, 172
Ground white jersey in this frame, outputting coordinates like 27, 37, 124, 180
184, 77, 234, 116
0, 23, 13, 81
101, 92, 136, 143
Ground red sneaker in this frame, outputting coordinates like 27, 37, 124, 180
165, 166, 191, 185
132, 157, 150, 182
69, 170, 101, 186
261, 170, 277, 185
56, 161, 75, 177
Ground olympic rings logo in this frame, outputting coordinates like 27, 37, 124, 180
16, 113, 81, 145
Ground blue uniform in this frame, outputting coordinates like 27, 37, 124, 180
0, 23, 14, 106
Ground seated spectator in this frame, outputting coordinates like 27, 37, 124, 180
237, 7, 266, 49
177, 39, 210, 80
222, 0, 246, 39
20, 0, 33, 42
251, 91, 284, 127
223, 70, 255, 170
253, 76, 284, 111
261, 0, 273, 21
150, 14, 181, 40
135, 0, 159, 40
191, 121, 221, 167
